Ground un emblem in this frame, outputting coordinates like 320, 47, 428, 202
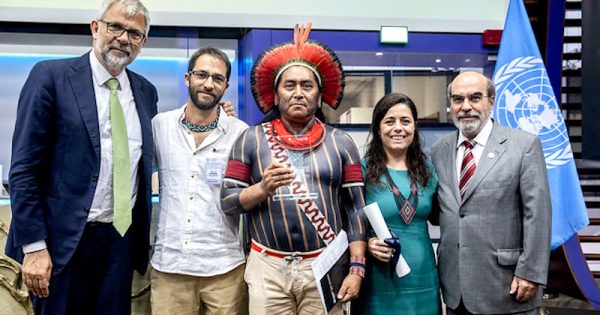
493, 56, 572, 168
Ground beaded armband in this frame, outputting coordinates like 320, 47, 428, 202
349, 255, 366, 278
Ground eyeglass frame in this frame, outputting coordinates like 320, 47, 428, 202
98, 19, 146, 44
449, 92, 491, 105
188, 70, 228, 88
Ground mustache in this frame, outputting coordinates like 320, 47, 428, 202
200, 90, 216, 97
456, 112, 480, 119
108, 42, 132, 55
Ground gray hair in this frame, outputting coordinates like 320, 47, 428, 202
97, 0, 150, 35
447, 72, 496, 100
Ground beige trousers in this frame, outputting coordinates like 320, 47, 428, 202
244, 247, 343, 315
150, 264, 248, 315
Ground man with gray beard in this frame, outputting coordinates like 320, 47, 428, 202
430, 71, 551, 315
149, 47, 248, 315
6, 0, 157, 314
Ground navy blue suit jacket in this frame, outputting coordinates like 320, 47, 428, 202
6, 52, 158, 276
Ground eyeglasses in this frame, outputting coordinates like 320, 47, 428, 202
450, 93, 489, 105
99, 20, 146, 44
188, 70, 227, 87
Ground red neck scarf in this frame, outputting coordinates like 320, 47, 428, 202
271, 118, 326, 150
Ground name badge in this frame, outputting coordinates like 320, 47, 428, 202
205, 158, 225, 185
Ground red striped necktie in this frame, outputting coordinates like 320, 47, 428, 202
459, 140, 476, 200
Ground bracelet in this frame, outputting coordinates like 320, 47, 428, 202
349, 266, 365, 278
349, 255, 366, 278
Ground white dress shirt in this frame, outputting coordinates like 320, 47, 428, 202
455, 118, 493, 183
88, 51, 143, 223
23, 53, 142, 253
151, 105, 249, 277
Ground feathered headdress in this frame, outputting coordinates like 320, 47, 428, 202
251, 23, 345, 114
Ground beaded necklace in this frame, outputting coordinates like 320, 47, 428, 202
182, 106, 220, 133
382, 167, 418, 225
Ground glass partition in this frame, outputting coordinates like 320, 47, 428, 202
0, 32, 238, 180
321, 50, 496, 125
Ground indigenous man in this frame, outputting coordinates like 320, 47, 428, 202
221, 24, 368, 315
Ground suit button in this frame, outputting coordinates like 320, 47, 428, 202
459, 213, 465, 218
91, 174, 98, 182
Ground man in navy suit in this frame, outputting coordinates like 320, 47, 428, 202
6, 0, 157, 314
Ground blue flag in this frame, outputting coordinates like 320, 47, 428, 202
492, 0, 588, 249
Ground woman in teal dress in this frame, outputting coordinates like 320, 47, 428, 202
353, 93, 440, 315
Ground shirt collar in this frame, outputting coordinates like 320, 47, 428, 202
456, 118, 493, 148
89, 51, 129, 88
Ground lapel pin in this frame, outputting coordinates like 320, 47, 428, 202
488, 152, 496, 159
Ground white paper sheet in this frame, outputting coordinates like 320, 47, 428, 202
312, 230, 349, 313
363, 202, 411, 277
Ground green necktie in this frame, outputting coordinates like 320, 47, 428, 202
106, 78, 131, 236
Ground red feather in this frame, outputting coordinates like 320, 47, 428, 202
251, 23, 344, 113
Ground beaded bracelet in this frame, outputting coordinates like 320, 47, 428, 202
349, 255, 366, 278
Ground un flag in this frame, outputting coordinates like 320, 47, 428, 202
492, 0, 588, 249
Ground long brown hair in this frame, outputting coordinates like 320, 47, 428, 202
364, 93, 430, 188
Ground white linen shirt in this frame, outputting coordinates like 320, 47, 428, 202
150, 105, 248, 276
455, 118, 493, 182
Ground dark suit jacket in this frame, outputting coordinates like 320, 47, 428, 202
6, 52, 158, 276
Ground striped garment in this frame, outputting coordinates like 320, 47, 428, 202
221, 123, 368, 252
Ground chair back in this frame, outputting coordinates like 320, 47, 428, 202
0, 256, 33, 315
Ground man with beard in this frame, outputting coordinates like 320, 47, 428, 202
149, 47, 248, 315
430, 71, 551, 315
6, 0, 157, 313
221, 24, 367, 315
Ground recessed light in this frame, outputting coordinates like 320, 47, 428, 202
375, 52, 384, 57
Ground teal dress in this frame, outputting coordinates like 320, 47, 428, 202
353, 160, 440, 315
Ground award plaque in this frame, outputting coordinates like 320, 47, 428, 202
271, 136, 318, 201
